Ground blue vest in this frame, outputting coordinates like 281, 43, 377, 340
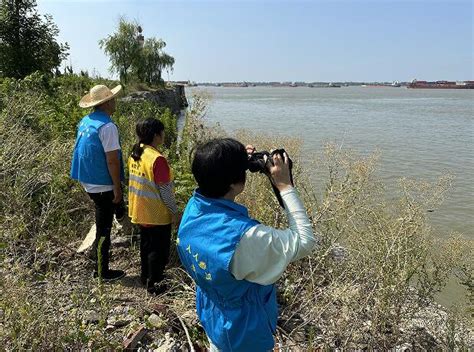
70, 110, 124, 185
177, 190, 278, 352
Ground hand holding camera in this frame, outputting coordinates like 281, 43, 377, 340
247, 147, 294, 208
266, 151, 292, 192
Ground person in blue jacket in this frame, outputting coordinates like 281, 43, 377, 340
71, 84, 126, 282
177, 138, 318, 351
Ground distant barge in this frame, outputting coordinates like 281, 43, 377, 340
408, 79, 474, 89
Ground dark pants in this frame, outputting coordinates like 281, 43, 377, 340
88, 191, 124, 274
139, 224, 172, 290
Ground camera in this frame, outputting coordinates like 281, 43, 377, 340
247, 149, 282, 172
247, 149, 294, 208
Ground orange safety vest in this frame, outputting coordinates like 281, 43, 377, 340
128, 145, 174, 225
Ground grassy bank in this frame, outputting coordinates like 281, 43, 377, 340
0, 74, 472, 350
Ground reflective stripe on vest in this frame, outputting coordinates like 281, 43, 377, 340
129, 185, 162, 200
128, 145, 173, 225
129, 174, 162, 193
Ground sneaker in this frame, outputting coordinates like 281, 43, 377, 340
93, 269, 126, 282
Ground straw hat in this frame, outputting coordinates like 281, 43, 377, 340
79, 84, 122, 108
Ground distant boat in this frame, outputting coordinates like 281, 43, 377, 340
328, 82, 341, 88
408, 79, 474, 89
289, 82, 297, 87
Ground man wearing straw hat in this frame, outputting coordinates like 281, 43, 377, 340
71, 84, 126, 282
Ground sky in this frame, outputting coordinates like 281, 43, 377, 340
37, 0, 473, 82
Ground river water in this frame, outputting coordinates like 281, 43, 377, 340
186, 86, 473, 304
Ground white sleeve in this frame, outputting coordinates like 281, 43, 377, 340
98, 123, 121, 152
230, 187, 319, 286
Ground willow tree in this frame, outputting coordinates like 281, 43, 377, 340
135, 38, 175, 85
99, 18, 141, 83
99, 18, 174, 85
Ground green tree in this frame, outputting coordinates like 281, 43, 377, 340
137, 38, 175, 85
99, 18, 174, 85
0, 0, 69, 78
99, 18, 142, 84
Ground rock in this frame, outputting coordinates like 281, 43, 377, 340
120, 86, 188, 115
330, 244, 347, 262
107, 314, 132, 327
84, 310, 100, 324
105, 325, 116, 333
147, 313, 165, 329
153, 332, 177, 352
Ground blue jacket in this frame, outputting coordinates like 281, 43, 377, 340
177, 190, 278, 352
70, 110, 124, 185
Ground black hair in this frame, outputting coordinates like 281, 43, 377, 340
131, 118, 165, 161
192, 138, 248, 198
